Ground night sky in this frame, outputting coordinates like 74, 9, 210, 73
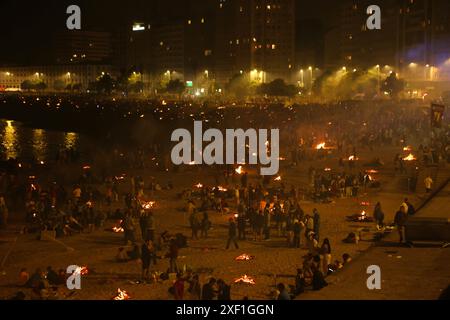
0, 0, 338, 65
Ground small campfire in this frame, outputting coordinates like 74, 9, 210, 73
217, 186, 228, 192
235, 166, 244, 175
112, 220, 124, 233
274, 176, 282, 181
346, 210, 374, 222
403, 153, 417, 161
141, 201, 155, 210
235, 254, 254, 261
74, 266, 89, 276
234, 275, 256, 285
194, 183, 203, 188
113, 288, 131, 300
348, 155, 359, 161
315, 142, 326, 150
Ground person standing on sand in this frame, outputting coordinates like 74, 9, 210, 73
373, 202, 385, 229
424, 176, 433, 193
167, 239, 179, 273
394, 206, 408, 244
141, 240, 152, 281
226, 218, 239, 249
0, 195, 8, 228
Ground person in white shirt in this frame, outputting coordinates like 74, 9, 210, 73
424, 176, 433, 193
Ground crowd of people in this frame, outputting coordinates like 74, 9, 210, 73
0, 96, 449, 300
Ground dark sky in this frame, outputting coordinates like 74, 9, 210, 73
0, 0, 338, 65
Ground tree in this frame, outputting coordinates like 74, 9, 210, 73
166, 79, 185, 95
21, 80, 33, 91
225, 74, 251, 98
54, 79, 66, 91
96, 74, 115, 94
258, 79, 297, 97
381, 72, 405, 98
35, 82, 47, 91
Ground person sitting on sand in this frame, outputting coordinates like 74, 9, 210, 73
342, 253, 352, 265
116, 247, 128, 263
19, 268, 30, 286
312, 265, 328, 291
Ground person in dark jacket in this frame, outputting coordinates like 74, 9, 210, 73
217, 279, 231, 300
373, 202, 385, 229
312, 265, 328, 290
394, 206, 408, 243
313, 209, 320, 241
167, 239, 179, 273
141, 240, 152, 281
202, 278, 217, 300
237, 213, 246, 240
226, 218, 239, 249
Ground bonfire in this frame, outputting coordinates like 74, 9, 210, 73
74, 266, 89, 276
403, 153, 417, 161
141, 201, 155, 210
112, 220, 124, 233
315, 142, 326, 150
235, 254, 254, 261
113, 288, 131, 300
235, 166, 244, 175
234, 275, 256, 285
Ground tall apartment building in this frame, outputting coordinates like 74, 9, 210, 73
214, 0, 295, 84
328, 0, 450, 79
53, 31, 113, 64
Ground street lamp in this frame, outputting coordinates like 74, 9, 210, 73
308, 66, 313, 90
300, 69, 304, 87
376, 65, 380, 95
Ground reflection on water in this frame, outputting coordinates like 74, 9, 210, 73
3, 120, 19, 160
33, 129, 47, 161
0, 120, 83, 161
65, 132, 78, 150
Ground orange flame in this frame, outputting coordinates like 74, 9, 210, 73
234, 275, 256, 285
113, 288, 130, 300
235, 254, 254, 261
403, 154, 416, 161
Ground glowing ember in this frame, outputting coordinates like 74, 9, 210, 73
234, 275, 256, 285
235, 254, 254, 261
142, 201, 155, 210
403, 146, 412, 151
113, 288, 131, 300
274, 176, 282, 181
403, 154, 417, 161
348, 155, 359, 161
112, 220, 124, 233
194, 183, 203, 188
74, 266, 89, 276
315, 142, 326, 150
235, 166, 244, 175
